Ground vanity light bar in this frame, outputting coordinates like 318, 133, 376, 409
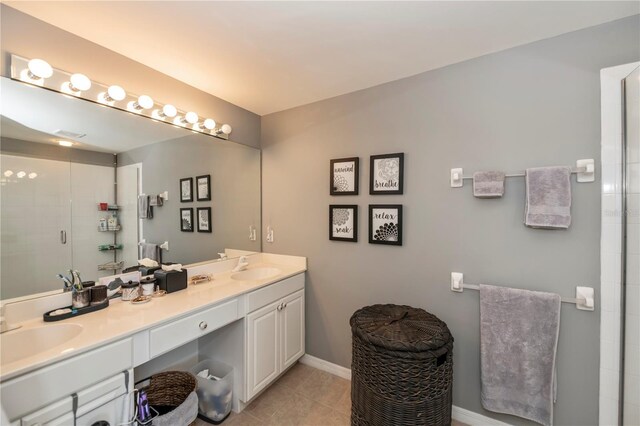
9, 55, 232, 140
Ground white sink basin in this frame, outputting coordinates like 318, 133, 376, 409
231, 267, 282, 281
1, 323, 83, 365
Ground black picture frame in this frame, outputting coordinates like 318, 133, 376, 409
180, 177, 193, 202
369, 204, 402, 246
196, 174, 211, 201
329, 205, 358, 242
330, 157, 359, 195
180, 208, 194, 232
197, 207, 212, 233
369, 153, 404, 195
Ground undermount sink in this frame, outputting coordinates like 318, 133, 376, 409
231, 267, 282, 281
1, 323, 83, 365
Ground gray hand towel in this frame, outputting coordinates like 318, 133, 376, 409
140, 243, 160, 262
480, 284, 561, 426
138, 195, 150, 219
473, 171, 505, 198
525, 166, 572, 229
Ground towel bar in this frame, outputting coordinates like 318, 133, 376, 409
450, 272, 595, 311
450, 158, 595, 187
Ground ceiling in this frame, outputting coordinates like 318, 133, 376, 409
6, 1, 639, 115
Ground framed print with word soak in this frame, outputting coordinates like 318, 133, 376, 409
197, 207, 212, 233
370, 153, 404, 195
329, 205, 358, 242
330, 157, 359, 195
369, 204, 402, 245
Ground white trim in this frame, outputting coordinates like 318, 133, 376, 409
299, 354, 512, 425
599, 61, 639, 425
299, 354, 351, 380
452, 405, 512, 426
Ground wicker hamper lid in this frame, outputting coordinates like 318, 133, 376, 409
350, 304, 452, 353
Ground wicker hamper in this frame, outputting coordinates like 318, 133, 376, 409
350, 304, 454, 426
141, 371, 198, 426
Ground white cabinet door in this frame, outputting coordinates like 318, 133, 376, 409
246, 301, 280, 400
280, 290, 305, 371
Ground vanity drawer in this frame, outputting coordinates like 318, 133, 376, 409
246, 274, 304, 313
1, 338, 132, 422
149, 298, 240, 358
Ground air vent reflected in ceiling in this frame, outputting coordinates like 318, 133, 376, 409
54, 129, 86, 139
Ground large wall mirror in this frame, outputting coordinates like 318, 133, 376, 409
0, 77, 261, 301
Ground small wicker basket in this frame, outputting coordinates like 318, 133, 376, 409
141, 371, 198, 426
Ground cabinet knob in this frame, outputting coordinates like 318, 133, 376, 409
277, 303, 282, 311
283, 303, 287, 308
199, 321, 208, 330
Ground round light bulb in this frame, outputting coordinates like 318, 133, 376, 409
162, 104, 177, 118
107, 85, 126, 101
69, 73, 91, 91
17, 171, 26, 179
27, 59, 53, 79
137, 95, 154, 110
220, 124, 232, 135
28, 172, 38, 179
202, 119, 216, 130
4, 170, 13, 177
185, 112, 198, 124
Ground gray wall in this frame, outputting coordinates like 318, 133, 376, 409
261, 16, 640, 425
0, 5, 261, 149
118, 134, 261, 265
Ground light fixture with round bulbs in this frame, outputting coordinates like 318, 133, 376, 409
58, 140, 74, 147
215, 124, 233, 136
129, 95, 154, 112
27, 59, 53, 80
28, 172, 38, 179
99, 85, 126, 103
17, 171, 26, 179
3, 170, 14, 177
153, 104, 178, 120
178, 112, 199, 126
199, 118, 216, 131
69, 73, 91, 92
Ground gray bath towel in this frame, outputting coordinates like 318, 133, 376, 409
138, 195, 153, 219
140, 243, 161, 262
525, 167, 571, 229
480, 284, 561, 426
473, 171, 505, 198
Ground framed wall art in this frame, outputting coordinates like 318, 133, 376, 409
197, 207, 212, 233
370, 153, 404, 195
180, 208, 194, 232
329, 205, 358, 242
180, 177, 193, 202
330, 157, 359, 195
369, 204, 402, 245
196, 174, 211, 201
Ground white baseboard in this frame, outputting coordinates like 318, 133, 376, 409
299, 354, 511, 426
299, 354, 352, 380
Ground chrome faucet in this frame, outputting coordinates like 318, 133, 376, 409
232, 256, 249, 273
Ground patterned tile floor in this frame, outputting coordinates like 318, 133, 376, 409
196, 362, 468, 426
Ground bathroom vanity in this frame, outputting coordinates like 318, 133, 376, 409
0, 253, 306, 425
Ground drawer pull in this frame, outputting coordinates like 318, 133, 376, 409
276, 303, 283, 311
199, 321, 208, 330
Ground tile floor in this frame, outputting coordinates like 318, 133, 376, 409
196, 362, 468, 426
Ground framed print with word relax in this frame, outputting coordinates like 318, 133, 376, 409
329, 205, 358, 242
180, 208, 194, 232
180, 177, 193, 202
370, 153, 404, 195
369, 204, 402, 245
330, 157, 359, 195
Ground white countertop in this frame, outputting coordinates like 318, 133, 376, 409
0, 253, 306, 382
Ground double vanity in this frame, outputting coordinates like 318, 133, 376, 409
0, 253, 306, 425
